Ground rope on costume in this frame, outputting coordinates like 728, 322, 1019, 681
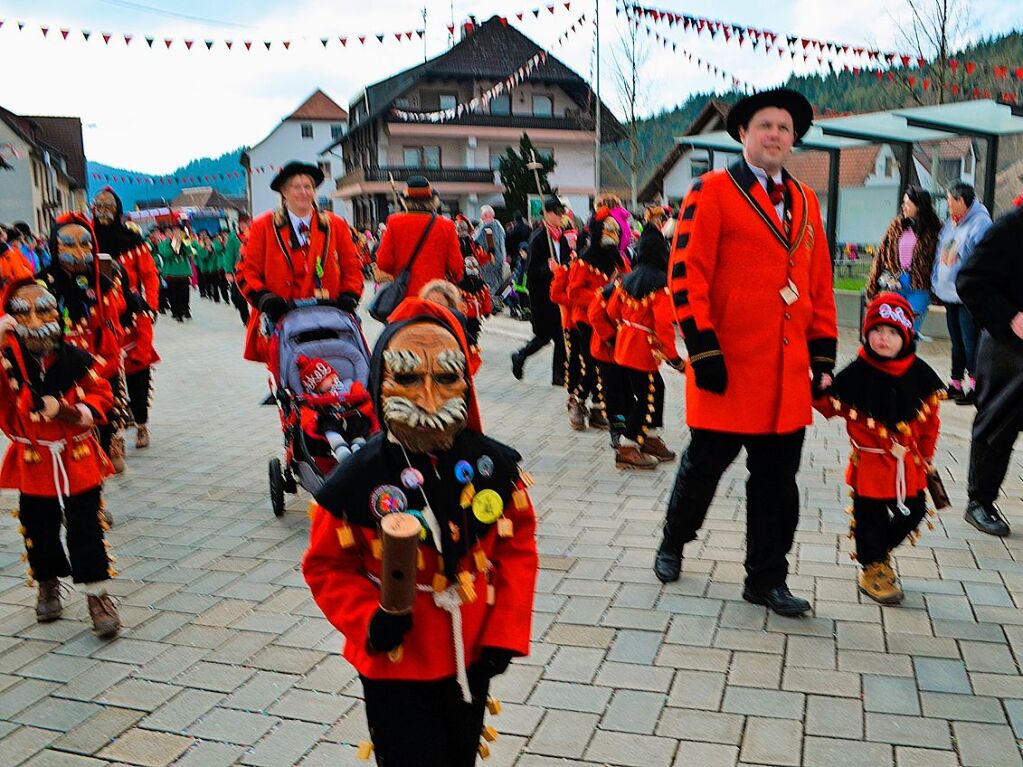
9, 432, 91, 511
851, 440, 909, 515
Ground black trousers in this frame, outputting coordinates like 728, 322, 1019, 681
662, 428, 806, 591
230, 279, 250, 326
215, 269, 230, 303
517, 318, 566, 385
158, 280, 170, 314
197, 270, 209, 298
166, 276, 190, 320
97, 373, 127, 455
20, 487, 108, 583
125, 367, 153, 426
623, 370, 665, 443
596, 361, 633, 445
568, 324, 598, 401
968, 424, 1020, 506
361, 672, 491, 767
853, 492, 928, 565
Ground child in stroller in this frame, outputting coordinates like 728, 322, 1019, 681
297, 355, 377, 462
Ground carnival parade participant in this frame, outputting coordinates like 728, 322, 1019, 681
655, 88, 838, 617
156, 222, 195, 323
237, 161, 363, 363
91, 188, 160, 450
814, 293, 943, 604
303, 297, 537, 766
225, 220, 249, 326
0, 278, 121, 637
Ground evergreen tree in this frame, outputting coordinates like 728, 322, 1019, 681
499, 133, 556, 216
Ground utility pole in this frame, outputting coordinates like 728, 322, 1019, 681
422, 7, 428, 61
594, 0, 601, 196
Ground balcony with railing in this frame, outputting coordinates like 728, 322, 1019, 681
336, 166, 498, 188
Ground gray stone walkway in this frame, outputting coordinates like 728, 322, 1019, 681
0, 291, 1021, 766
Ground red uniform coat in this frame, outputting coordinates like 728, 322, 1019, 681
238, 209, 364, 363
549, 264, 573, 329
607, 285, 679, 373
815, 393, 940, 500
566, 261, 608, 329
0, 354, 114, 496
60, 285, 126, 383
374, 212, 463, 298
118, 242, 161, 375
669, 160, 837, 434
586, 284, 619, 364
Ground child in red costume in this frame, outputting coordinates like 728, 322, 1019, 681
0, 278, 121, 638
297, 355, 377, 462
815, 292, 944, 604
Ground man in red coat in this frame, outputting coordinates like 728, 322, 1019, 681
656, 89, 838, 616
237, 161, 364, 363
374, 176, 463, 302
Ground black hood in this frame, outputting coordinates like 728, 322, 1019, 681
92, 187, 145, 258
621, 226, 669, 299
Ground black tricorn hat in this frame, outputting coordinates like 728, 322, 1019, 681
726, 88, 814, 142
270, 161, 325, 192
543, 193, 566, 214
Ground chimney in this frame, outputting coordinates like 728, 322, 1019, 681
460, 15, 478, 40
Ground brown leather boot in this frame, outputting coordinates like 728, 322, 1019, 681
135, 424, 150, 449
588, 407, 609, 429
858, 562, 903, 605
641, 436, 677, 462
36, 578, 62, 623
615, 445, 658, 469
568, 396, 587, 431
109, 434, 127, 474
87, 593, 121, 638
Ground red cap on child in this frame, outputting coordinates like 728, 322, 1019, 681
863, 292, 915, 349
297, 355, 336, 392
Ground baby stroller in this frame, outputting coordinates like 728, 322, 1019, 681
266, 304, 373, 517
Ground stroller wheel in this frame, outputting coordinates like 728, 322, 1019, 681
269, 457, 285, 517
283, 466, 298, 494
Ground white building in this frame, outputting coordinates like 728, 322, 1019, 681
0, 106, 87, 232
240, 90, 348, 217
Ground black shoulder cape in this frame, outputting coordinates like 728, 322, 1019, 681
828, 356, 944, 427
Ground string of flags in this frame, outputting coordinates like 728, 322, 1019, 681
625, 1, 1023, 82
0, 4, 575, 52
391, 12, 588, 123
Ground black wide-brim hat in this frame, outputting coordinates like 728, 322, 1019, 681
726, 88, 813, 142
270, 161, 325, 192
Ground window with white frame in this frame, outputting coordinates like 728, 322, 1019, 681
301, 123, 314, 139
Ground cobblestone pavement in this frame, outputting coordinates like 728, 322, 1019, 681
0, 292, 1022, 766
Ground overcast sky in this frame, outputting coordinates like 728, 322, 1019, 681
2, 0, 1019, 173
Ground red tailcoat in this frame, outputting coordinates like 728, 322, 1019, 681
606, 285, 679, 373
586, 285, 618, 364
374, 213, 464, 298
118, 242, 161, 375
0, 354, 114, 496
549, 264, 573, 330
58, 285, 126, 383
238, 209, 364, 363
566, 261, 608, 329
669, 161, 837, 434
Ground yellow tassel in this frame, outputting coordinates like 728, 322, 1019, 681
10, 509, 19, 518
474, 550, 488, 571
487, 697, 502, 715
417, 550, 425, 570
866, 417, 875, 428
107, 567, 119, 577
483, 725, 498, 742
878, 427, 888, 438
497, 518, 514, 538
18, 525, 26, 535
432, 573, 448, 593
357, 742, 374, 760
370, 539, 382, 560
849, 409, 858, 421
478, 742, 490, 759
24, 538, 33, 550
897, 422, 911, 435
846, 505, 854, 515
927, 521, 935, 530
336, 524, 355, 549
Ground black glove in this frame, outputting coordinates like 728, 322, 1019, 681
336, 293, 359, 313
367, 609, 412, 653
257, 292, 289, 323
809, 337, 837, 398
684, 329, 727, 394
471, 647, 515, 679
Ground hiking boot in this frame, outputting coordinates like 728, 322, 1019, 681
510, 351, 525, 381
568, 397, 587, 431
641, 436, 677, 462
858, 562, 904, 604
964, 500, 1010, 536
134, 424, 150, 449
109, 435, 126, 474
588, 407, 609, 429
87, 593, 121, 639
36, 578, 62, 623
615, 445, 658, 470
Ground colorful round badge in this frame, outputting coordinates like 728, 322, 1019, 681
454, 460, 474, 484
400, 467, 424, 490
368, 485, 407, 520
472, 489, 504, 524
477, 455, 494, 478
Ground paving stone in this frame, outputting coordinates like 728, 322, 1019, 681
913, 657, 971, 694
921, 691, 1007, 723
0, 679, 60, 719
267, 688, 355, 724
666, 670, 726, 710
13, 697, 102, 732
952, 722, 1023, 767
241, 720, 326, 766
21, 752, 111, 766
139, 689, 223, 733
893, 747, 961, 767
864, 713, 951, 749
169, 741, 247, 767
607, 630, 664, 665
594, 661, 674, 693
728, 651, 782, 689
0, 726, 59, 766
187, 707, 280, 746
785, 636, 835, 669
804, 695, 864, 739
584, 729, 678, 767
862, 676, 921, 715
802, 736, 893, 767
98, 727, 193, 766
527, 710, 600, 759
739, 716, 802, 766
960, 639, 1017, 673
53, 705, 143, 755
656, 708, 744, 744
98, 679, 181, 712
721, 686, 805, 720
601, 689, 666, 734
528, 680, 612, 714
543, 647, 604, 683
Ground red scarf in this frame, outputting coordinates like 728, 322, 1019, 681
857, 346, 915, 378
544, 222, 563, 242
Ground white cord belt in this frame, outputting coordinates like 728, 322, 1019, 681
10, 431, 92, 511
621, 319, 654, 334
366, 574, 473, 703
851, 439, 910, 516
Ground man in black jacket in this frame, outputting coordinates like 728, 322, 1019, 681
510, 196, 570, 385
956, 201, 1023, 536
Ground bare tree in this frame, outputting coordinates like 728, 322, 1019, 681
609, 13, 652, 209
893, 0, 972, 105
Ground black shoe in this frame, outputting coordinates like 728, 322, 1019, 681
742, 585, 811, 616
511, 351, 525, 381
654, 548, 682, 583
964, 500, 1010, 536
955, 389, 976, 406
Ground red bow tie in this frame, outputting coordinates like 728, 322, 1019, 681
766, 178, 785, 207
298, 222, 310, 235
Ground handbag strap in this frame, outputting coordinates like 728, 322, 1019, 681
393, 214, 437, 280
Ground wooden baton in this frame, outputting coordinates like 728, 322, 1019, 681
379, 512, 421, 663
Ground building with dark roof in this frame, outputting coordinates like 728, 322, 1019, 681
325, 16, 624, 226
241, 89, 349, 216
0, 106, 87, 232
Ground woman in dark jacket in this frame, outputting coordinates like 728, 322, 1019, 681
865, 185, 941, 331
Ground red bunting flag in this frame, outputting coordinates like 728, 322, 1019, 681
41, 26, 49, 37
339, 37, 347, 46
283, 40, 290, 49
164, 38, 172, 48
184, 40, 193, 49
124, 34, 132, 45
60, 28, 70, 39
225, 40, 233, 49
102, 33, 111, 44
244, 41, 252, 50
